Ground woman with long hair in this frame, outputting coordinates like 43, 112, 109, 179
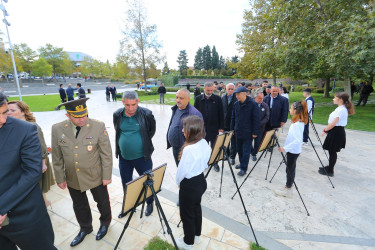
7, 101, 55, 208
176, 115, 211, 249
319, 92, 355, 176
274, 101, 308, 198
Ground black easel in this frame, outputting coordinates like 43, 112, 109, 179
308, 111, 329, 161
177, 132, 259, 246
114, 170, 178, 250
231, 129, 278, 199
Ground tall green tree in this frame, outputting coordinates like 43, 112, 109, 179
194, 48, 204, 70
119, 0, 163, 91
219, 56, 226, 70
177, 50, 189, 75
162, 61, 170, 75
202, 45, 212, 70
13, 43, 37, 74
211, 46, 220, 69
31, 58, 53, 84
38, 43, 68, 78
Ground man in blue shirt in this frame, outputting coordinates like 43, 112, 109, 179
113, 91, 156, 218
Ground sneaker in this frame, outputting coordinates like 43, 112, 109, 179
274, 186, 293, 198
237, 170, 246, 176
195, 236, 201, 244
235, 164, 241, 169
302, 142, 308, 146
176, 237, 194, 250
229, 158, 235, 165
318, 168, 334, 177
252, 155, 257, 161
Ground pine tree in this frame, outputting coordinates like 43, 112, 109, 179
177, 50, 189, 75
162, 61, 170, 75
194, 48, 203, 70
211, 46, 219, 70
202, 45, 212, 70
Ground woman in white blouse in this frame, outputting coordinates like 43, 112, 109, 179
176, 115, 211, 250
274, 101, 308, 198
319, 92, 355, 176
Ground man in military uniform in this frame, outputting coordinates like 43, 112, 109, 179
52, 98, 113, 247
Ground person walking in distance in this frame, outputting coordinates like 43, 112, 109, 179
105, 85, 111, 102
194, 82, 224, 172
113, 91, 156, 218
110, 84, 117, 102
52, 98, 113, 246
158, 83, 167, 104
59, 84, 67, 103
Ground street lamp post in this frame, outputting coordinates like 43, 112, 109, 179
1, 0, 22, 100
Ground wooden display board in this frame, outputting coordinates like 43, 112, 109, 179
258, 129, 280, 152
121, 163, 167, 214
208, 131, 233, 166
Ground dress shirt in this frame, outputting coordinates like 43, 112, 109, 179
176, 139, 211, 185
283, 121, 305, 154
270, 95, 276, 109
328, 105, 348, 126
305, 97, 313, 119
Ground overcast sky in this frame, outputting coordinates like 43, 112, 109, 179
2, 0, 249, 69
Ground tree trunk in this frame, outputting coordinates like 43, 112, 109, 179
370, 74, 374, 85
272, 74, 277, 85
324, 77, 330, 97
344, 77, 351, 100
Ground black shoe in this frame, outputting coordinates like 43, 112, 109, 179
145, 203, 153, 216
318, 168, 334, 177
96, 225, 109, 240
229, 158, 235, 165
214, 164, 220, 172
237, 170, 246, 176
118, 210, 130, 219
252, 155, 257, 161
319, 166, 329, 171
70, 229, 93, 246
235, 164, 241, 169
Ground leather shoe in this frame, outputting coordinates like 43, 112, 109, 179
237, 170, 246, 176
318, 168, 334, 177
214, 164, 220, 172
229, 158, 235, 165
235, 164, 241, 169
70, 229, 92, 246
118, 210, 130, 219
145, 203, 153, 216
252, 155, 257, 161
96, 225, 109, 240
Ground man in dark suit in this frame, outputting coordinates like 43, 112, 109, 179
222, 83, 237, 165
194, 82, 224, 172
0, 93, 56, 250
264, 86, 289, 131
59, 84, 67, 103
77, 83, 86, 99
251, 92, 269, 161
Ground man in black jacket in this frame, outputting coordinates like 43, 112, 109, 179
356, 82, 374, 106
158, 83, 167, 104
0, 93, 56, 250
77, 83, 86, 99
194, 82, 224, 172
113, 91, 156, 218
264, 86, 289, 131
222, 83, 237, 165
59, 84, 66, 103
194, 83, 201, 99
251, 92, 269, 161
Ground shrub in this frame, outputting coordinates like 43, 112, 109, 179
135, 90, 158, 96
333, 87, 345, 93
313, 88, 325, 93
159, 75, 178, 86
144, 237, 175, 250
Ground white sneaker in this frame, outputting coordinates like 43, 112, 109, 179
274, 186, 293, 198
195, 235, 201, 244
302, 142, 308, 146
176, 237, 194, 250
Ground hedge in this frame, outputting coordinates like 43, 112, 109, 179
179, 75, 233, 79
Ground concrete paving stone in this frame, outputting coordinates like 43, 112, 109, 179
201, 217, 225, 241
57, 232, 115, 250
222, 230, 250, 249
30, 89, 375, 249
277, 239, 369, 250
207, 238, 242, 250
49, 213, 80, 246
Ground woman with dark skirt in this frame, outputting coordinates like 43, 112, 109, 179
319, 92, 355, 177
176, 115, 211, 250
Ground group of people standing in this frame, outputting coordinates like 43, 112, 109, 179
59, 83, 86, 103
105, 84, 117, 102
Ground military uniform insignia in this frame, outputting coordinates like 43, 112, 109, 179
87, 145, 93, 151
61, 134, 65, 139
86, 124, 90, 127
65, 124, 68, 127
104, 129, 108, 136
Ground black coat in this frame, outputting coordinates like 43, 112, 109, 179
257, 102, 270, 134
113, 106, 156, 160
0, 117, 55, 248
105, 86, 110, 95
230, 96, 260, 139
263, 94, 289, 129
78, 87, 86, 99
194, 93, 224, 141
110, 86, 117, 95
194, 87, 201, 98
158, 86, 166, 94
59, 87, 66, 100
222, 94, 237, 131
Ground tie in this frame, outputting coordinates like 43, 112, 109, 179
75, 126, 81, 139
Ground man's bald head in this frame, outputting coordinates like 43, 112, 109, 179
176, 89, 191, 110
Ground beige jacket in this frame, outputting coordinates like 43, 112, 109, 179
51, 118, 112, 191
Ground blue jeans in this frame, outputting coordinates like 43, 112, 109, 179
118, 154, 154, 204
236, 136, 253, 171
251, 132, 264, 156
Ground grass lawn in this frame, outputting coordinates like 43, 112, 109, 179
8, 94, 64, 112
140, 92, 375, 132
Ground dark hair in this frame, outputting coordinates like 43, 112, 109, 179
335, 92, 355, 115
291, 101, 308, 125
178, 115, 205, 161
262, 80, 268, 83
77, 83, 82, 87
0, 92, 8, 106
282, 87, 288, 94
60, 84, 63, 87
7, 100, 36, 122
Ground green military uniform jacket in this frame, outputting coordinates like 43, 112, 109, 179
51, 118, 113, 192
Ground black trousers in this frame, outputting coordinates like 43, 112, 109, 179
106, 94, 110, 102
172, 146, 181, 167
286, 152, 299, 188
357, 94, 369, 106
229, 134, 237, 160
68, 185, 111, 231
179, 173, 207, 245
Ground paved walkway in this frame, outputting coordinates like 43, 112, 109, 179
31, 89, 375, 249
